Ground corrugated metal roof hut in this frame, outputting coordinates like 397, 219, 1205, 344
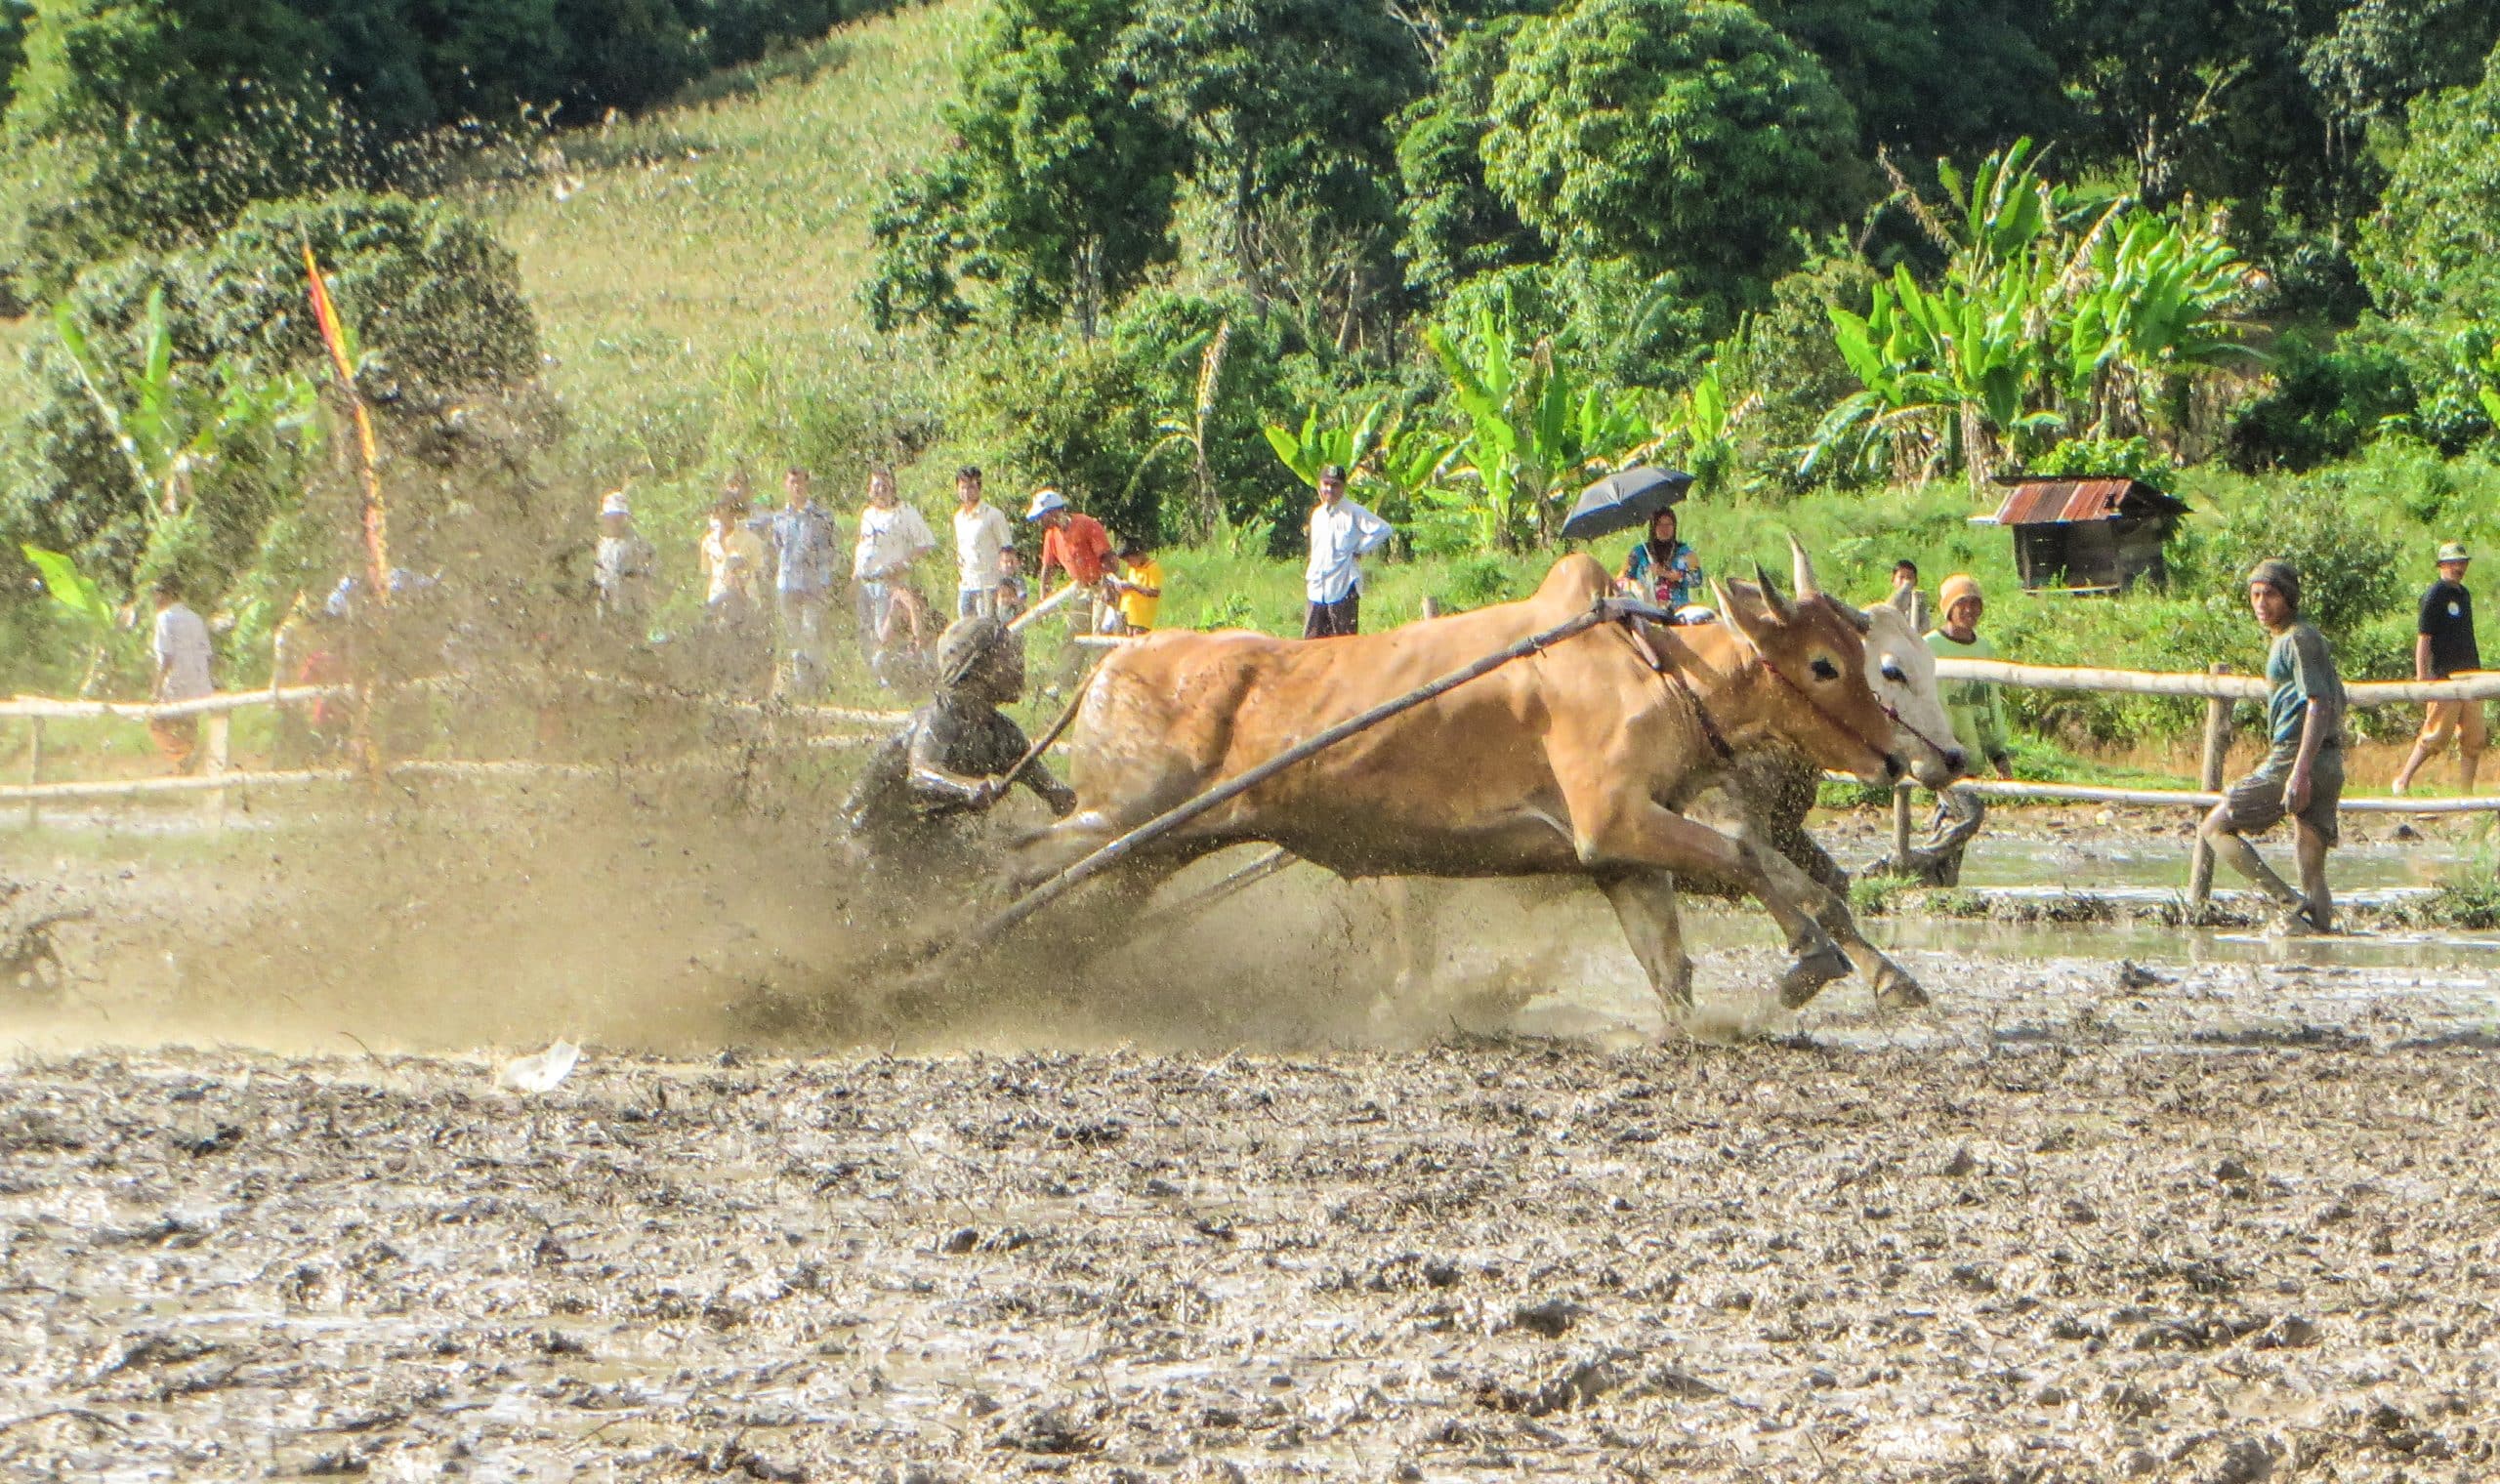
1987, 474, 2189, 594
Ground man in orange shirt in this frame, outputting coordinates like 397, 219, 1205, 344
1026, 488, 1112, 618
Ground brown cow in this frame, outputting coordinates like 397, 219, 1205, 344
1011, 551, 1906, 1030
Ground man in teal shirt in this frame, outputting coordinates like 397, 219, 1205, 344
2198, 559, 2345, 932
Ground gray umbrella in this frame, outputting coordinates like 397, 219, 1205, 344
1561, 467, 1695, 541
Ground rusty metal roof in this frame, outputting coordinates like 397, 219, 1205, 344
1988, 475, 2188, 526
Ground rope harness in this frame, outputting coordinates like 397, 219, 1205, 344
1608, 603, 1901, 777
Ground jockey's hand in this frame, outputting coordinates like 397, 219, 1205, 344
2282, 767, 2312, 814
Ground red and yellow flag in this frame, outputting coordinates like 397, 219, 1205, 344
302, 242, 391, 606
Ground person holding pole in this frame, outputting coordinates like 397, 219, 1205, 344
1304, 464, 1393, 639
841, 616, 1077, 875
2199, 559, 2345, 933
2392, 540, 2483, 797
1923, 574, 2017, 861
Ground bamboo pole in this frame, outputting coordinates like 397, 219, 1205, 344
1009, 579, 1089, 635
920, 600, 1630, 977
2187, 663, 2231, 915
0, 684, 353, 721
1933, 657, 2500, 705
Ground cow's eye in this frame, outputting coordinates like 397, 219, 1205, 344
1811, 657, 1840, 680
1881, 660, 1906, 682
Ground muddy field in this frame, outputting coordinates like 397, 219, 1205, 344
7, 794, 2500, 1480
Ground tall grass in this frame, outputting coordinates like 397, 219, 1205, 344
465, 0, 979, 571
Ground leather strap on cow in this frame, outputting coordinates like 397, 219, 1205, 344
1606, 606, 1739, 763
1606, 598, 1896, 776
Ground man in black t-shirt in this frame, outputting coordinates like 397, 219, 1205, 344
2394, 541, 2484, 796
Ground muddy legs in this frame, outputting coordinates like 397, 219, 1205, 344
1600, 870, 1696, 1034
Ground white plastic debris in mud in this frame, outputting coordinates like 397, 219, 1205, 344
494, 1039, 582, 1094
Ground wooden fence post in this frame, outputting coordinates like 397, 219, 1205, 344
21, 719, 41, 828
202, 713, 232, 827
2186, 663, 2231, 915
1892, 783, 1915, 871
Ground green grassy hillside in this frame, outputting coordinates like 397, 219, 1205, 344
471, 0, 979, 502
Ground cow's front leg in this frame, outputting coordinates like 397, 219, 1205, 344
1568, 799, 1847, 1010
1597, 868, 1694, 1038
1742, 832, 1921, 1010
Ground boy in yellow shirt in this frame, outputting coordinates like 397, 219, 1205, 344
1106, 538, 1164, 634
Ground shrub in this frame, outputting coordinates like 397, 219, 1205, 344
0, 191, 544, 620
2224, 330, 2416, 472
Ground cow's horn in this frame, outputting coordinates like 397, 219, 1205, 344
1752, 561, 1789, 620
1845, 603, 1874, 635
1788, 535, 1822, 599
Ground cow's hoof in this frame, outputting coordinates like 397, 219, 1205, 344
1871, 966, 1932, 1011
1776, 943, 1850, 1009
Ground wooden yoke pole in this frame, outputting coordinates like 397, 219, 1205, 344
2187, 663, 2231, 915
920, 598, 1636, 977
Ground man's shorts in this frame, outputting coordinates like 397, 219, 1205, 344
2417, 694, 2487, 756
2222, 747, 2344, 846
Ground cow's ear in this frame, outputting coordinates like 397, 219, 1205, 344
1712, 578, 1765, 656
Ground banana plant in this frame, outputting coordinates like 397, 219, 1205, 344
1425, 293, 1652, 549
1137, 320, 1232, 540
53, 286, 320, 601
21, 545, 118, 695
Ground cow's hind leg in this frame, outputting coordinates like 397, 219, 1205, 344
1598, 869, 1694, 1038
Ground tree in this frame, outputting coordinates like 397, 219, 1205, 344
1393, 15, 1542, 298
871, 0, 1186, 337
1, 0, 356, 295
1481, 0, 1858, 311
2355, 43, 2500, 329
1754, 0, 2062, 162
1115, 0, 1424, 311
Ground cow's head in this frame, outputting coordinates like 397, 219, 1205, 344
1855, 597, 1968, 789
1711, 542, 1904, 787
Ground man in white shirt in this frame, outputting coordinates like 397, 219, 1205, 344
149, 576, 216, 771
1304, 464, 1393, 638
854, 468, 937, 655
950, 465, 1014, 619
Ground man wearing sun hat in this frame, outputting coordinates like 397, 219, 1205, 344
592, 489, 657, 635
2392, 539, 2484, 797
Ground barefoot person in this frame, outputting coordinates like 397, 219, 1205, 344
1923, 574, 2017, 863
2392, 540, 2484, 797
2198, 559, 2345, 932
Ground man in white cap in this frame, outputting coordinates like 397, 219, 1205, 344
1304, 464, 1392, 638
2393, 539, 2483, 796
1026, 487, 1112, 616
593, 490, 657, 635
